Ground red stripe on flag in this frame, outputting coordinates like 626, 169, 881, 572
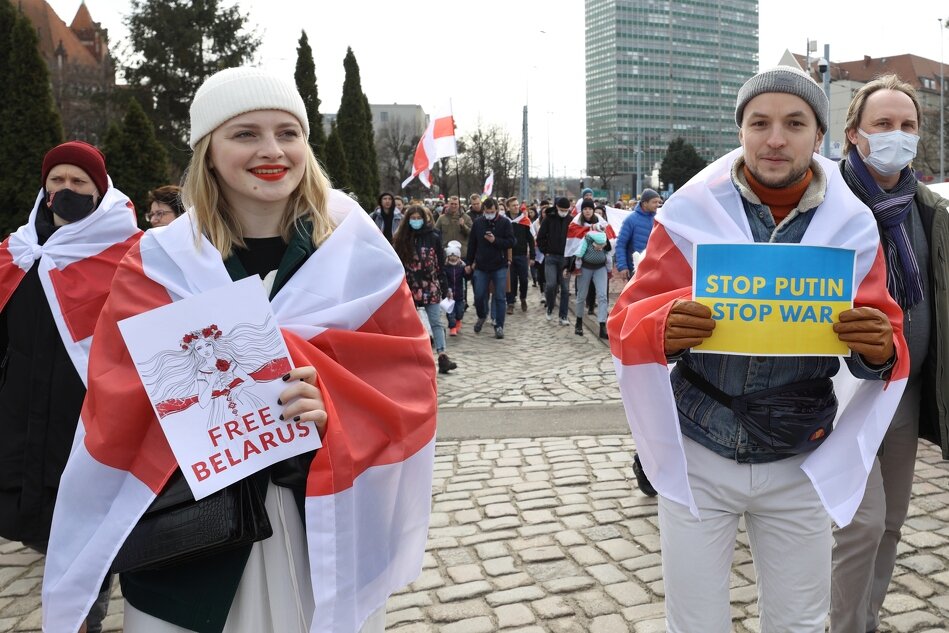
517, 216, 531, 227
854, 245, 909, 382
607, 224, 692, 366
48, 234, 141, 343
82, 243, 177, 494
432, 116, 454, 139
302, 281, 437, 497
0, 240, 27, 314
567, 223, 589, 239
605, 225, 617, 240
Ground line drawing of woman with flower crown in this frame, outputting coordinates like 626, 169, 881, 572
139, 314, 290, 428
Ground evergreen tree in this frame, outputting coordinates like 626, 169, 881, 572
336, 48, 377, 209
659, 137, 707, 192
104, 98, 169, 221
123, 0, 260, 171
0, 11, 63, 235
294, 31, 327, 162
324, 122, 351, 192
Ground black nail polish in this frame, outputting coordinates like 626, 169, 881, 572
279, 414, 284, 421
282, 373, 290, 381
293, 416, 301, 422
277, 398, 283, 406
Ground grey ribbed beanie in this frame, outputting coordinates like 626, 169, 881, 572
189, 67, 309, 148
735, 66, 828, 132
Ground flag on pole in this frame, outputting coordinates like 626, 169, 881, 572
402, 104, 457, 189
481, 170, 494, 200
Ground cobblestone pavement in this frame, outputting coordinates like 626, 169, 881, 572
3, 283, 949, 632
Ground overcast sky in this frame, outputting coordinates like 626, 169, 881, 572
49, 0, 949, 179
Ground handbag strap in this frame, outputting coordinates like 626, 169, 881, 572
677, 361, 830, 416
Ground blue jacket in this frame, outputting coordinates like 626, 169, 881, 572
615, 205, 656, 272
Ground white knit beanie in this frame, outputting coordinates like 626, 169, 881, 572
189, 67, 310, 148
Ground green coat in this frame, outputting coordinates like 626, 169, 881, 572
915, 183, 949, 458
120, 224, 316, 633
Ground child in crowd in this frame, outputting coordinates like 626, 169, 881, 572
445, 240, 467, 335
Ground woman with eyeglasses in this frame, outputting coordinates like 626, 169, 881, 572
145, 185, 185, 227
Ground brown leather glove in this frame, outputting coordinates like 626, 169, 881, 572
833, 307, 895, 366
664, 300, 716, 355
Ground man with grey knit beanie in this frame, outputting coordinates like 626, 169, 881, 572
609, 65, 904, 633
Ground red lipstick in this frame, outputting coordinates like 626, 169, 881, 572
249, 165, 289, 181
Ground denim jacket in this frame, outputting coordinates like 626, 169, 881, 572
672, 159, 892, 463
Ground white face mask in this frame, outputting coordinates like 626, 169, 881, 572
483, 212, 497, 220
858, 128, 918, 176
557, 210, 569, 218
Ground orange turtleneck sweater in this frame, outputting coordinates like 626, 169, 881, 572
743, 165, 813, 225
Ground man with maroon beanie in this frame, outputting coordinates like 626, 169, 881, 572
0, 141, 140, 632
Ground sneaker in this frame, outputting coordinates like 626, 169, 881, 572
546, 309, 553, 321
494, 326, 504, 339
574, 318, 584, 336
521, 298, 528, 312
448, 326, 457, 337
506, 304, 515, 315
632, 453, 658, 497
559, 317, 570, 326
540, 297, 547, 306
474, 317, 486, 333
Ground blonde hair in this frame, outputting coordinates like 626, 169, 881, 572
182, 135, 336, 258
843, 74, 921, 155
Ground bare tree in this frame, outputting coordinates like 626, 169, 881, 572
588, 147, 622, 190
457, 123, 520, 199
375, 119, 420, 195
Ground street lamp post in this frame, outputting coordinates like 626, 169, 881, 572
821, 44, 831, 158
939, 18, 945, 182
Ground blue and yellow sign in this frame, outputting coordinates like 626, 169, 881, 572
693, 243, 855, 356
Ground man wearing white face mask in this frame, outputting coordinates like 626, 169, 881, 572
833, 74, 949, 633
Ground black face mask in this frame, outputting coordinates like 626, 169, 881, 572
47, 188, 97, 223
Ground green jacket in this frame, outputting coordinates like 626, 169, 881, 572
915, 183, 949, 458
120, 224, 316, 633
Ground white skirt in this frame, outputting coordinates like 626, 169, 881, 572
123, 482, 386, 632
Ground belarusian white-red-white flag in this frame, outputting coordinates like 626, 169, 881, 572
402, 103, 457, 189
42, 190, 437, 633
482, 170, 494, 200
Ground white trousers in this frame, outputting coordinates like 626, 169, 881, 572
659, 436, 832, 633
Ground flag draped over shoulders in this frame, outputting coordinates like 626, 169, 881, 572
42, 190, 438, 633
0, 183, 141, 384
565, 213, 613, 257
607, 148, 908, 527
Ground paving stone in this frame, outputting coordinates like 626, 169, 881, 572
597, 538, 640, 562
447, 564, 484, 584
386, 608, 425, 627
474, 542, 507, 561
436, 580, 493, 603
532, 596, 574, 619
575, 589, 617, 617
590, 614, 629, 633
495, 603, 536, 628
587, 563, 628, 585
881, 592, 927, 614
486, 586, 547, 607
544, 576, 597, 593
519, 546, 567, 563
492, 572, 535, 591
622, 602, 666, 622
427, 598, 491, 622
441, 616, 494, 633
569, 545, 608, 566
881, 610, 943, 631
604, 581, 651, 607
387, 592, 434, 611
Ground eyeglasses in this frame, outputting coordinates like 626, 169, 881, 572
146, 209, 173, 221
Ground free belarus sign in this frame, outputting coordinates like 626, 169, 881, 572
692, 243, 856, 356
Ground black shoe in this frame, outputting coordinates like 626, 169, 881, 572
574, 317, 584, 336
599, 322, 609, 340
474, 317, 486, 333
632, 453, 657, 497
495, 326, 504, 339
437, 354, 453, 374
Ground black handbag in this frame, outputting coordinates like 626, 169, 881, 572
112, 470, 273, 574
